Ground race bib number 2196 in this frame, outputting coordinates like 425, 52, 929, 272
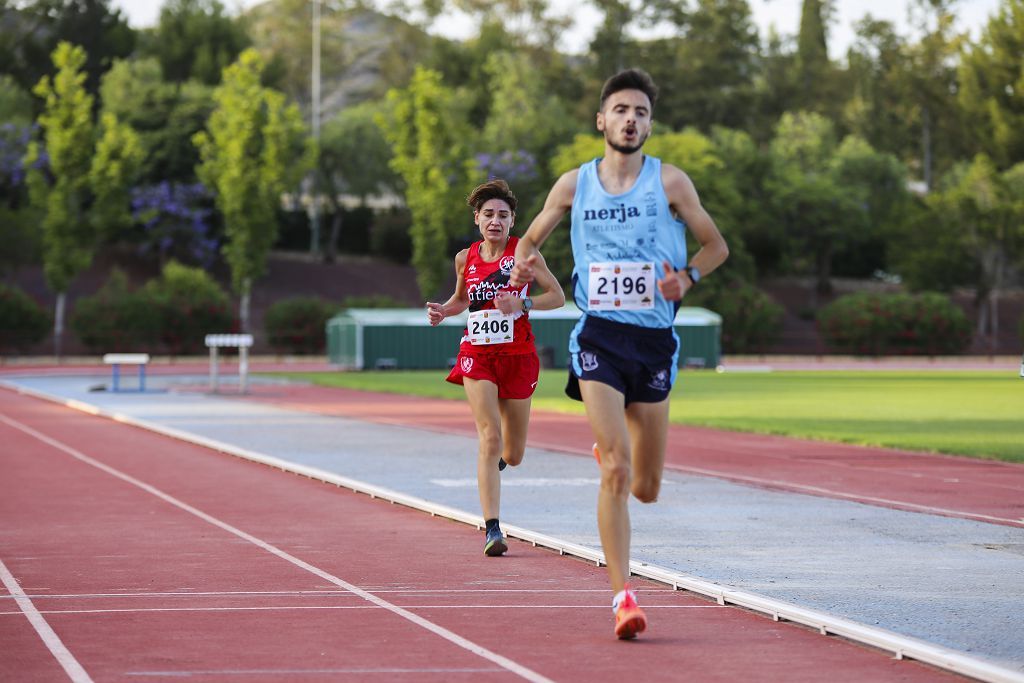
587, 262, 655, 311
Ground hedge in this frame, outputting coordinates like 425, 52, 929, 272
143, 261, 235, 355
686, 277, 785, 354
817, 291, 971, 355
0, 283, 50, 353
71, 270, 161, 353
265, 297, 339, 354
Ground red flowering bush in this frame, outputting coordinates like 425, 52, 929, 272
817, 291, 970, 355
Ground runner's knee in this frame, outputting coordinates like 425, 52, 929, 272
632, 477, 660, 503
601, 461, 631, 496
477, 423, 502, 456
501, 446, 525, 467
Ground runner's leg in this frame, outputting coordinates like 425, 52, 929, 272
498, 397, 531, 467
579, 379, 632, 593
464, 378, 503, 519
625, 398, 670, 503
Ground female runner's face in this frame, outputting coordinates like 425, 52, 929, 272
474, 198, 514, 244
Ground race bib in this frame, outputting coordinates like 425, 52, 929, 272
466, 309, 514, 345
587, 262, 655, 311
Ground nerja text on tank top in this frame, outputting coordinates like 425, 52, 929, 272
570, 156, 688, 329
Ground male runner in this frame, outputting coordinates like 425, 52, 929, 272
510, 68, 729, 638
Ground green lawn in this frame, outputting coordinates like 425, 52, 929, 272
272, 370, 1024, 462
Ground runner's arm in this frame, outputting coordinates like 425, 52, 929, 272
510, 170, 578, 287
659, 165, 729, 300
426, 250, 470, 325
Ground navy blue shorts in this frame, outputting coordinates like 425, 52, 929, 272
566, 315, 679, 405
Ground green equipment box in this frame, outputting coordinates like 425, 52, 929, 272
326, 304, 721, 370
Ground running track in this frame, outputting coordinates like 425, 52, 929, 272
243, 385, 1024, 528
0, 386, 966, 682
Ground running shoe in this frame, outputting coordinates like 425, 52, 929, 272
498, 457, 507, 471
613, 585, 647, 639
483, 527, 508, 556
592, 442, 601, 465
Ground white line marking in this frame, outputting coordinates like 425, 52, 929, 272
664, 463, 1024, 528
0, 413, 555, 683
125, 668, 502, 677
1, 604, 712, 616
0, 557, 93, 683
432, 477, 601, 488
3, 588, 627, 600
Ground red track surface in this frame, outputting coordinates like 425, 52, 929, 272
239, 384, 1024, 528
1, 387, 962, 681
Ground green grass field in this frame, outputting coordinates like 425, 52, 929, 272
272, 370, 1024, 462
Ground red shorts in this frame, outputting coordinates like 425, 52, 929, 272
445, 351, 540, 400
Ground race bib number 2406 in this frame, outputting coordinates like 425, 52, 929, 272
466, 309, 513, 345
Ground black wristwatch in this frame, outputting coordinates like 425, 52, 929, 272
522, 296, 534, 312
684, 265, 701, 284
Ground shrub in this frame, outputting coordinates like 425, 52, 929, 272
817, 291, 970, 355
687, 277, 785, 353
370, 209, 412, 263
340, 294, 408, 309
265, 297, 339, 354
144, 261, 235, 355
0, 283, 50, 353
71, 270, 161, 353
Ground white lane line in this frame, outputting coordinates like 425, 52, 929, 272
0, 413, 555, 683
4, 588, 628, 600
125, 668, 502, 677
0, 557, 93, 683
663, 463, 1024, 528
1, 604, 713, 616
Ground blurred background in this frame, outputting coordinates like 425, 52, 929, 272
1, 0, 1021, 358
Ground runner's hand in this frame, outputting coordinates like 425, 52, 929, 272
426, 302, 445, 326
657, 261, 689, 301
494, 291, 521, 314
509, 254, 537, 288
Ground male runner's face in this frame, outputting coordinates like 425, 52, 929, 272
597, 89, 652, 155
475, 199, 514, 243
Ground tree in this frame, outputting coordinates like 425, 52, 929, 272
24, 41, 142, 356
142, 0, 250, 85
922, 156, 1024, 349
378, 66, 475, 299
317, 100, 400, 261
767, 111, 904, 298
795, 0, 831, 106
193, 48, 313, 333
905, 0, 967, 190
0, 0, 135, 99
640, 0, 760, 133
100, 58, 215, 185
958, 0, 1024, 170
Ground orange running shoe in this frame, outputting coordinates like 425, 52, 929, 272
613, 586, 647, 639
592, 442, 601, 465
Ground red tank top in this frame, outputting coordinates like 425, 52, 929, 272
461, 236, 535, 356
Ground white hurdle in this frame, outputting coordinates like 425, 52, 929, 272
204, 334, 254, 394
102, 353, 151, 392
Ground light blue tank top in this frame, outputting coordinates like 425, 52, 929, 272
570, 156, 688, 328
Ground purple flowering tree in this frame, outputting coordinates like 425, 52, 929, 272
474, 150, 538, 186
130, 182, 219, 268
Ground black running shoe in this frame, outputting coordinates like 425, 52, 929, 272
483, 527, 508, 556
498, 457, 507, 471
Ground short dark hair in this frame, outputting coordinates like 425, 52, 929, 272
600, 68, 658, 111
467, 178, 517, 214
